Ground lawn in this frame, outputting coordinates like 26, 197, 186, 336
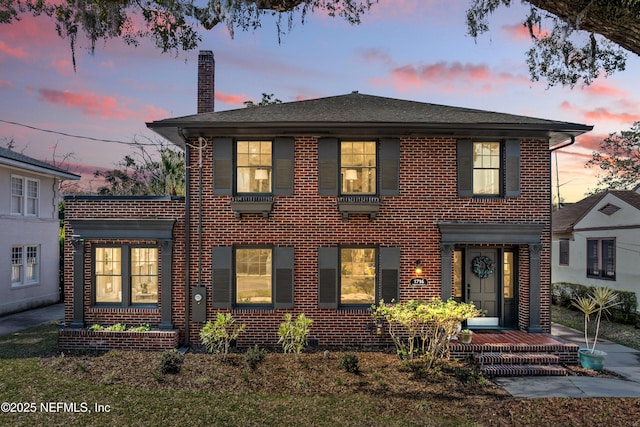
1, 319, 639, 426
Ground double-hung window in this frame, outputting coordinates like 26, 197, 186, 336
235, 248, 273, 304
340, 248, 376, 305
94, 246, 159, 305
211, 246, 294, 309
318, 246, 399, 309
340, 141, 377, 195
236, 141, 272, 193
586, 238, 615, 280
457, 139, 520, 198
559, 239, 570, 266
11, 175, 39, 216
11, 245, 39, 286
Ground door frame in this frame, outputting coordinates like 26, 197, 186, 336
457, 246, 518, 329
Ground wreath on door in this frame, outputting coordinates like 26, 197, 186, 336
472, 256, 495, 279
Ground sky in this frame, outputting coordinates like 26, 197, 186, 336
1, 0, 639, 202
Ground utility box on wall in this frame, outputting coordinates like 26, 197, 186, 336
192, 286, 207, 323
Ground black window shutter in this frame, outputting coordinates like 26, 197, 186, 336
274, 137, 294, 196
379, 138, 400, 196
318, 247, 338, 308
318, 138, 339, 196
212, 246, 233, 308
457, 139, 473, 197
274, 247, 295, 309
379, 247, 400, 303
213, 137, 233, 195
504, 139, 521, 197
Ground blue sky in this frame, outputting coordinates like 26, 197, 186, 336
1, 0, 639, 201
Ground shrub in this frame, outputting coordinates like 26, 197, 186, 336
87, 324, 104, 332
338, 353, 360, 374
371, 298, 483, 370
128, 324, 151, 332
200, 313, 246, 360
159, 349, 184, 375
611, 290, 638, 325
278, 313, 313, 356
244, 345, 266, 370
105, 323, 127, 332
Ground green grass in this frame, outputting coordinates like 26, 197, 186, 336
552, 304, 640, 350
0, 323, 470, 427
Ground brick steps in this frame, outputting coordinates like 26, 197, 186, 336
480, 363, 569, 377
475, 352, 568, 377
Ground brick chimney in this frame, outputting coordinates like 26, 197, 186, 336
197, 50, 215, 113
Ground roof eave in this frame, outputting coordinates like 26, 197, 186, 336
147, 121, 592, 148
0, 157, 81, 180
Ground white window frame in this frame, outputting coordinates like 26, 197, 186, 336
11, 245, 40, 287
11, 175, 39, 217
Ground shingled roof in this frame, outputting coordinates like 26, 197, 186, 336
147, 92, 592, 147
552, 189, 640, 233
0, 146, 80, 180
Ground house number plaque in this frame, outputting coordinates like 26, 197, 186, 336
410, 278, 427, 286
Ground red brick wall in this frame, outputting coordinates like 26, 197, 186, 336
61, 198, 186, 350
185, 136, 551, 347
61, 136, 551, 350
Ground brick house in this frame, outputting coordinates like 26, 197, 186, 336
59, 51, 592, 350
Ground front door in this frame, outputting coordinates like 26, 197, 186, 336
466, 248, 500, 326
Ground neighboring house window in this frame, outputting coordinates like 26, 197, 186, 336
457, 139, 520, 198
11, 245, 39, 286
559, 239, 570, 266
586, 239, 615, 280
235, 248, 272, 304
340, 141, 377, 194
472, 142, 500, 195
340, 248, 376, 305
11, 176, 39, 216
94, 246, 158, 305
236, 141, 272, 193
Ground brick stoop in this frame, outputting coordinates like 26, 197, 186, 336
475, 352, 569, 377
448, 330, 579, 377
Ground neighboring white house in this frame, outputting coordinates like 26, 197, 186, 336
552, 185, 640, 304
0, 147, 80, 316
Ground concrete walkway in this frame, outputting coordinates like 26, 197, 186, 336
2, 305, 640, 398
493, 323, 640, 398
0, 303, 63, 336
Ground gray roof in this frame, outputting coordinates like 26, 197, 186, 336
0, 146, 81, 180
147, 92, 592, 147
552, 190, 640, 233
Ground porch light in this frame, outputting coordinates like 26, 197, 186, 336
414, 260, 422, 275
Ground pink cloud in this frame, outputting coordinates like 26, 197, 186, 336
380, 61, 528, 93
216, 92, 249, 106
582, 81, 625, 97
356, 48, 395, 67
0, 40, 28, 59
584, 108, 638, 123
141, 105, 170, 122
501, 23, 548, 41
37, 88, 130, 120
0, 80, 14, 89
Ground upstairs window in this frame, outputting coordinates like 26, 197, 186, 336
11, 175, 39, 216
457, 139, 520, 198
236, 141, 272, 193
473, 142, 500, 195
340, 141, 377, 194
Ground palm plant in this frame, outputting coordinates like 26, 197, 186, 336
571, 287, 620, 353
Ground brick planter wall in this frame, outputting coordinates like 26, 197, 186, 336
58, 328, 179, 351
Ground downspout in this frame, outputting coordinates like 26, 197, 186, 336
549, 136, 576, 210
179, 128, 191, 345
